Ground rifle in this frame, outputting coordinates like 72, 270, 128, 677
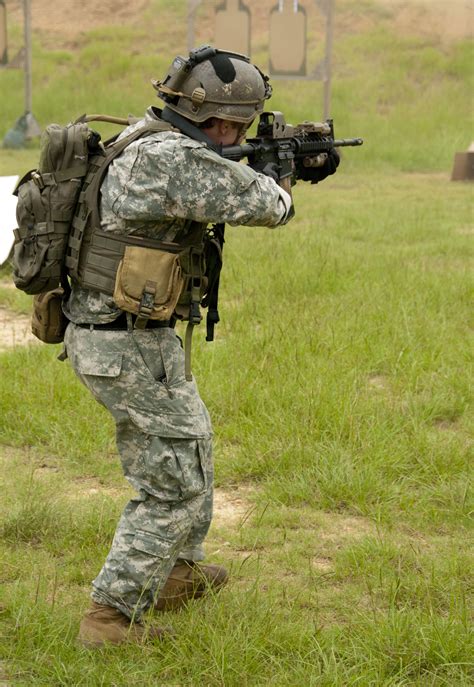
204, 112, 362, 343
221, 110, 363, 184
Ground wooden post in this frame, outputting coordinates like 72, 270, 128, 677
187, 0, 201, 53
0, 0, 7, 65
23, 0, 40, 137
24, 0, 32, 112
323, 0, 334, 119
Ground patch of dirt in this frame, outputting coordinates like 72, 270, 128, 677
0, 306, 37, 351
213, 486, 255, 526
61, 475, 128, 500
378, 0, 474, 42
367, 374, 390, 391
4, 0, 473, 50
5, 0, 150, 39
1, 443, 256, 528
317, 511, 376, 542
65, 473, 255, 527
2, 444, 374, 542
337, 0, 473, 42
0, 660, 11, 687
311, 556, 333, 572
308, 513, 377, 574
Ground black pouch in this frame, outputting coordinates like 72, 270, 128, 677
31, 287, 68, 344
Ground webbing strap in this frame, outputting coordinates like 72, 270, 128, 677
184, 322, 194, 382
39, 165, 88, 186
63, 127, 77, 169
84, 252, 119, 274
75, 114, 132, 126
67, 234, 84, 251
80, 268, 115, 294
91, 229, 181, 253
161, 107, 219, 152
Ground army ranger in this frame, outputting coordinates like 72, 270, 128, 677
63, 46, 339, 647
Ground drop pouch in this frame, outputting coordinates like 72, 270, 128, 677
31, 287, 68, 344
113, 245, 184, 322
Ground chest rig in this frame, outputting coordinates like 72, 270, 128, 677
65, 116, 216, 380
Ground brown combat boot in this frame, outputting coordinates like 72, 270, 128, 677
78, 601, 174, 648
155, 560, 228, 612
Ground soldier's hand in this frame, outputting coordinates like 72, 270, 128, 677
248, 161, 281, 182
298, 148, 340, 184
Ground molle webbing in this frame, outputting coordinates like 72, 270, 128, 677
77, 230, 183, 295
65, 118, 175, 284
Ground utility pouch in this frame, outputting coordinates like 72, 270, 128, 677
31, 287, 68, 344
113, 245, 184, 325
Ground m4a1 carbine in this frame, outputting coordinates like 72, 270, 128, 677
221, 110, 363, 185
203, 112, 362, 343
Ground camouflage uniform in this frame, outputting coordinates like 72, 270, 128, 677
64, 108, 292, 620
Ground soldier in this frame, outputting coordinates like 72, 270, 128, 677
63, 47, 339, 647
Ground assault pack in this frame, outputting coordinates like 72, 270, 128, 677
11, 114, 224, 378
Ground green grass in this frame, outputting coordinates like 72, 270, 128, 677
0, 0, 473, 684
0, 276, 32, 314
1, 170, 472, 685
1, 447, 472, 686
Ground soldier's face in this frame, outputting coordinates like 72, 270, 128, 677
206, 119, 248, 146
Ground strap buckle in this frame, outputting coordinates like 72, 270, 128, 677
31, 171, 45, 190
135, 281, 156, 329
189, 299, 202, 325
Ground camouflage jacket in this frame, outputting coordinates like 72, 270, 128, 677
64, 108, 293, 323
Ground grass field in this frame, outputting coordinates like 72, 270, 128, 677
0, 0, 473, 685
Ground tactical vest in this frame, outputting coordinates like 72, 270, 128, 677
65, 117, 209, 379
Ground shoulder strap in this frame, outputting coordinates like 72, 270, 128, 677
161, 107, 220, 153
87, 119, 175, 228
74, 113, 134, 126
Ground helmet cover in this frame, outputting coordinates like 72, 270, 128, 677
153, 46, 272, 125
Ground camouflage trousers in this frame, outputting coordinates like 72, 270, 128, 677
64, 322, 213, 620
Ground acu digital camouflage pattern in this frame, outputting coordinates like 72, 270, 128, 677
64, 108, 290, 325
63, 108, 292, 620
64, 323, 213, 619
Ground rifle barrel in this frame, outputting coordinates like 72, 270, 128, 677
221, 136, 363, 162
333, 138, 364, 147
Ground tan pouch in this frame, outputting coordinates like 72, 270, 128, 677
113, 245, 184, 322
31, 287, 68, 344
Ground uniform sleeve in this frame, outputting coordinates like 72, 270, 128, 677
107, 134, 292, 228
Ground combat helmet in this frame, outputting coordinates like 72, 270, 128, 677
152, 45, 272, 125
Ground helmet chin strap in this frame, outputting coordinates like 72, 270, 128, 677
161, 107, 221, 154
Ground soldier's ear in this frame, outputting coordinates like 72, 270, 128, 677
218, 120, 230, 135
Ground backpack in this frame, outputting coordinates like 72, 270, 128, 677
11, 117, 123, 295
